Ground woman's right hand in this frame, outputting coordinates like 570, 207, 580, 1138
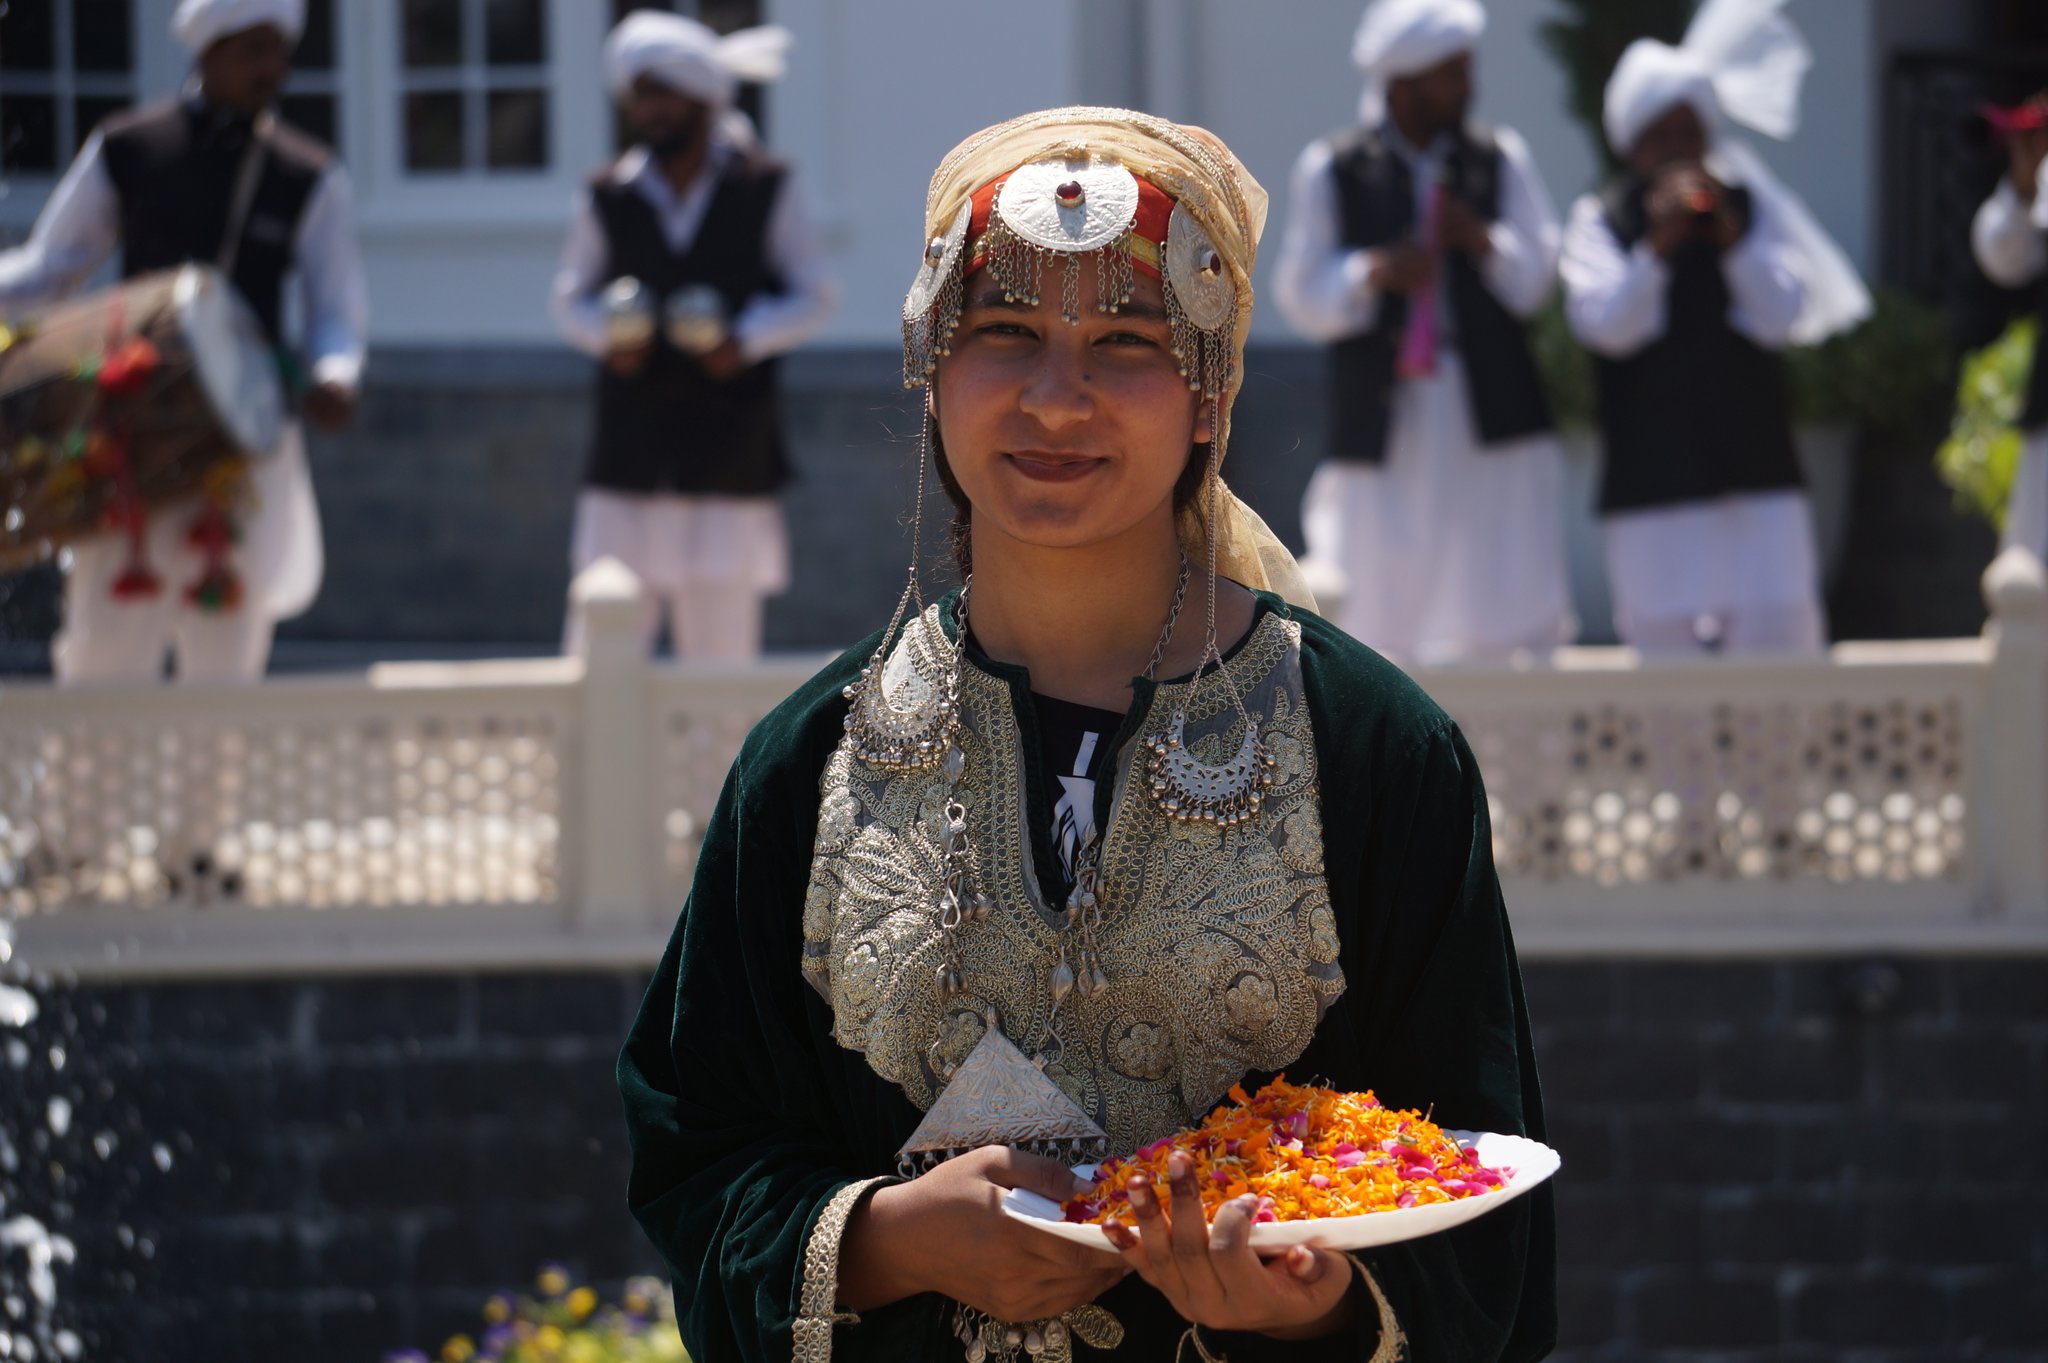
838, 1146, 1129, 1321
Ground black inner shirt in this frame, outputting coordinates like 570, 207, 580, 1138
1031, 692, 1126, 892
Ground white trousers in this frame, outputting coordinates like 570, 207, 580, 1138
1300, 354, 1575, 665
2004, 430, 2048, 565
564, 488, 787, 661
51, 428, 321, 684
1602, 490, 1827, 657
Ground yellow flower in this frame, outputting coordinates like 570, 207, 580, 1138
441, 1337, 476, 1363
565, 1286, 597, 1321
482, 1297, 511, 1325
536, 1324, 566, 1352
536, 1266, 570, 1297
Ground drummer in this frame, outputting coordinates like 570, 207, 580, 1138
0, 0, 365, 684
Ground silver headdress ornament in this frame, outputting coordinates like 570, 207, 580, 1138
900, 155, 1239, 404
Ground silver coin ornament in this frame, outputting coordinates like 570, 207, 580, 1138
1164, 202, 1236, 333
993, 158, 1141, 255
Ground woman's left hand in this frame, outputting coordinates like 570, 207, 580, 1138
1100, 1151, 1356, 1341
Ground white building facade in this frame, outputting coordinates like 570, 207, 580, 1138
0, 0, 1990, 350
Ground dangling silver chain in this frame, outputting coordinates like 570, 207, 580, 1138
1142, 555, 1192, 682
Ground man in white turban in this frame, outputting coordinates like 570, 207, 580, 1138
552, 12, 838, 662
0, 0, 366, 683
1560, 0, 1870, 656
1971, 91, 2048, 565
1274, 0, 1575, 667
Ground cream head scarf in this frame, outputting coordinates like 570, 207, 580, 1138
902, 106, 1313, 609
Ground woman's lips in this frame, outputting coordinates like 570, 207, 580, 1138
1006, 451, 1107, 483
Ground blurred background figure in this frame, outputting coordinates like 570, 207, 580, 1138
1275, 0, 1573, 668
1560, 0, 1869, 658
0, 0, 365, 683
552, 10, 837, 662
1970, 89, 2048, 566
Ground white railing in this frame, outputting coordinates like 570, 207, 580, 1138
5, 553, 2045, 978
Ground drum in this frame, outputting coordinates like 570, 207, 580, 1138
0, 264, 284, 570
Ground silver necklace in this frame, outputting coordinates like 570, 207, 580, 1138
927, 557, 1189, 1066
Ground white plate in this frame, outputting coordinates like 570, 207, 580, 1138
1000, 1130, 1560, 1252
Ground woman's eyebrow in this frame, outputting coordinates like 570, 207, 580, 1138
961, 287, 1173, 324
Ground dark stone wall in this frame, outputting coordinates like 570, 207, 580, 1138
1, 957, 2042, 1362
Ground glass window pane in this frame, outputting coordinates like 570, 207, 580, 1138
485, 0, 545, 65
614, 1, 661, 23
485, 88, 548, 169
402, 0, 463, 68
698, 0, 764, 34
72, 0, 135, 73
279, 93, 338, 149
0, 0, 56, 71
73, 95, 130, 151
0, 96, 58, 172
404, 90, 465, 171
295, 0, 337, 71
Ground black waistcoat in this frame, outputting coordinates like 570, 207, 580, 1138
98, 100, 328, 346
1592, 176, 1803, 514
1324, 121, 1553, 465
585, 151, 791, 496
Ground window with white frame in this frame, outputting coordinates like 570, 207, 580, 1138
0, 0, 137, 173
399, 0, 552, 174
280, 0, 342, 152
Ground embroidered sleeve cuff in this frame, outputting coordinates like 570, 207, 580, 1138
793, 1175, 898, 1363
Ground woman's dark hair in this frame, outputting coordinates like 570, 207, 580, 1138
927, 422, 1213, 577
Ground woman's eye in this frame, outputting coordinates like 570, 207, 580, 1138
974, 321, 1032, 339
1101, 330, 1159, 348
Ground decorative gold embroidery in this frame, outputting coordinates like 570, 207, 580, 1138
793, 1176, 897, 1363
1346, 1254, 1410, 1363
803, 605, 1343, 1155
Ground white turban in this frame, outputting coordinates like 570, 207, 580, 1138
171, 0, 305, 55
603, 11, 793, 109
1351, 0, 1485, 124
1601, 0, 1870, 345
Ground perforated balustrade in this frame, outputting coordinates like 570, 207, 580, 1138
0, 707, 565, 916
1458, 694, 1969, 887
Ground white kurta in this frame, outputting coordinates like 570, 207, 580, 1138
1559, 160, 1825, 656
0, 109, 368, 682
1971, 169, 2048, 564
550, 136, 837, 659
1273, 123, 1574, 666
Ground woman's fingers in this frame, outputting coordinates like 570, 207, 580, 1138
1166, 1153, 1211, 1263
1125, 1175, 1191, 1298
974, 1145, 1091, 1202
1206, 1194, 1256, 1254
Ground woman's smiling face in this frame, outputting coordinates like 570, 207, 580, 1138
932, 260, 1212, 553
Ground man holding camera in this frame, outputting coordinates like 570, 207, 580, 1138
550, 11, 836, 661
1971, 91, 2048, 565
1560, 12, 1866, 656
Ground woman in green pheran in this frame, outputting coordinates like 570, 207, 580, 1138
619, 105, 1556, 1363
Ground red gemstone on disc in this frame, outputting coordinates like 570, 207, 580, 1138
1056, 180, 1086, 206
